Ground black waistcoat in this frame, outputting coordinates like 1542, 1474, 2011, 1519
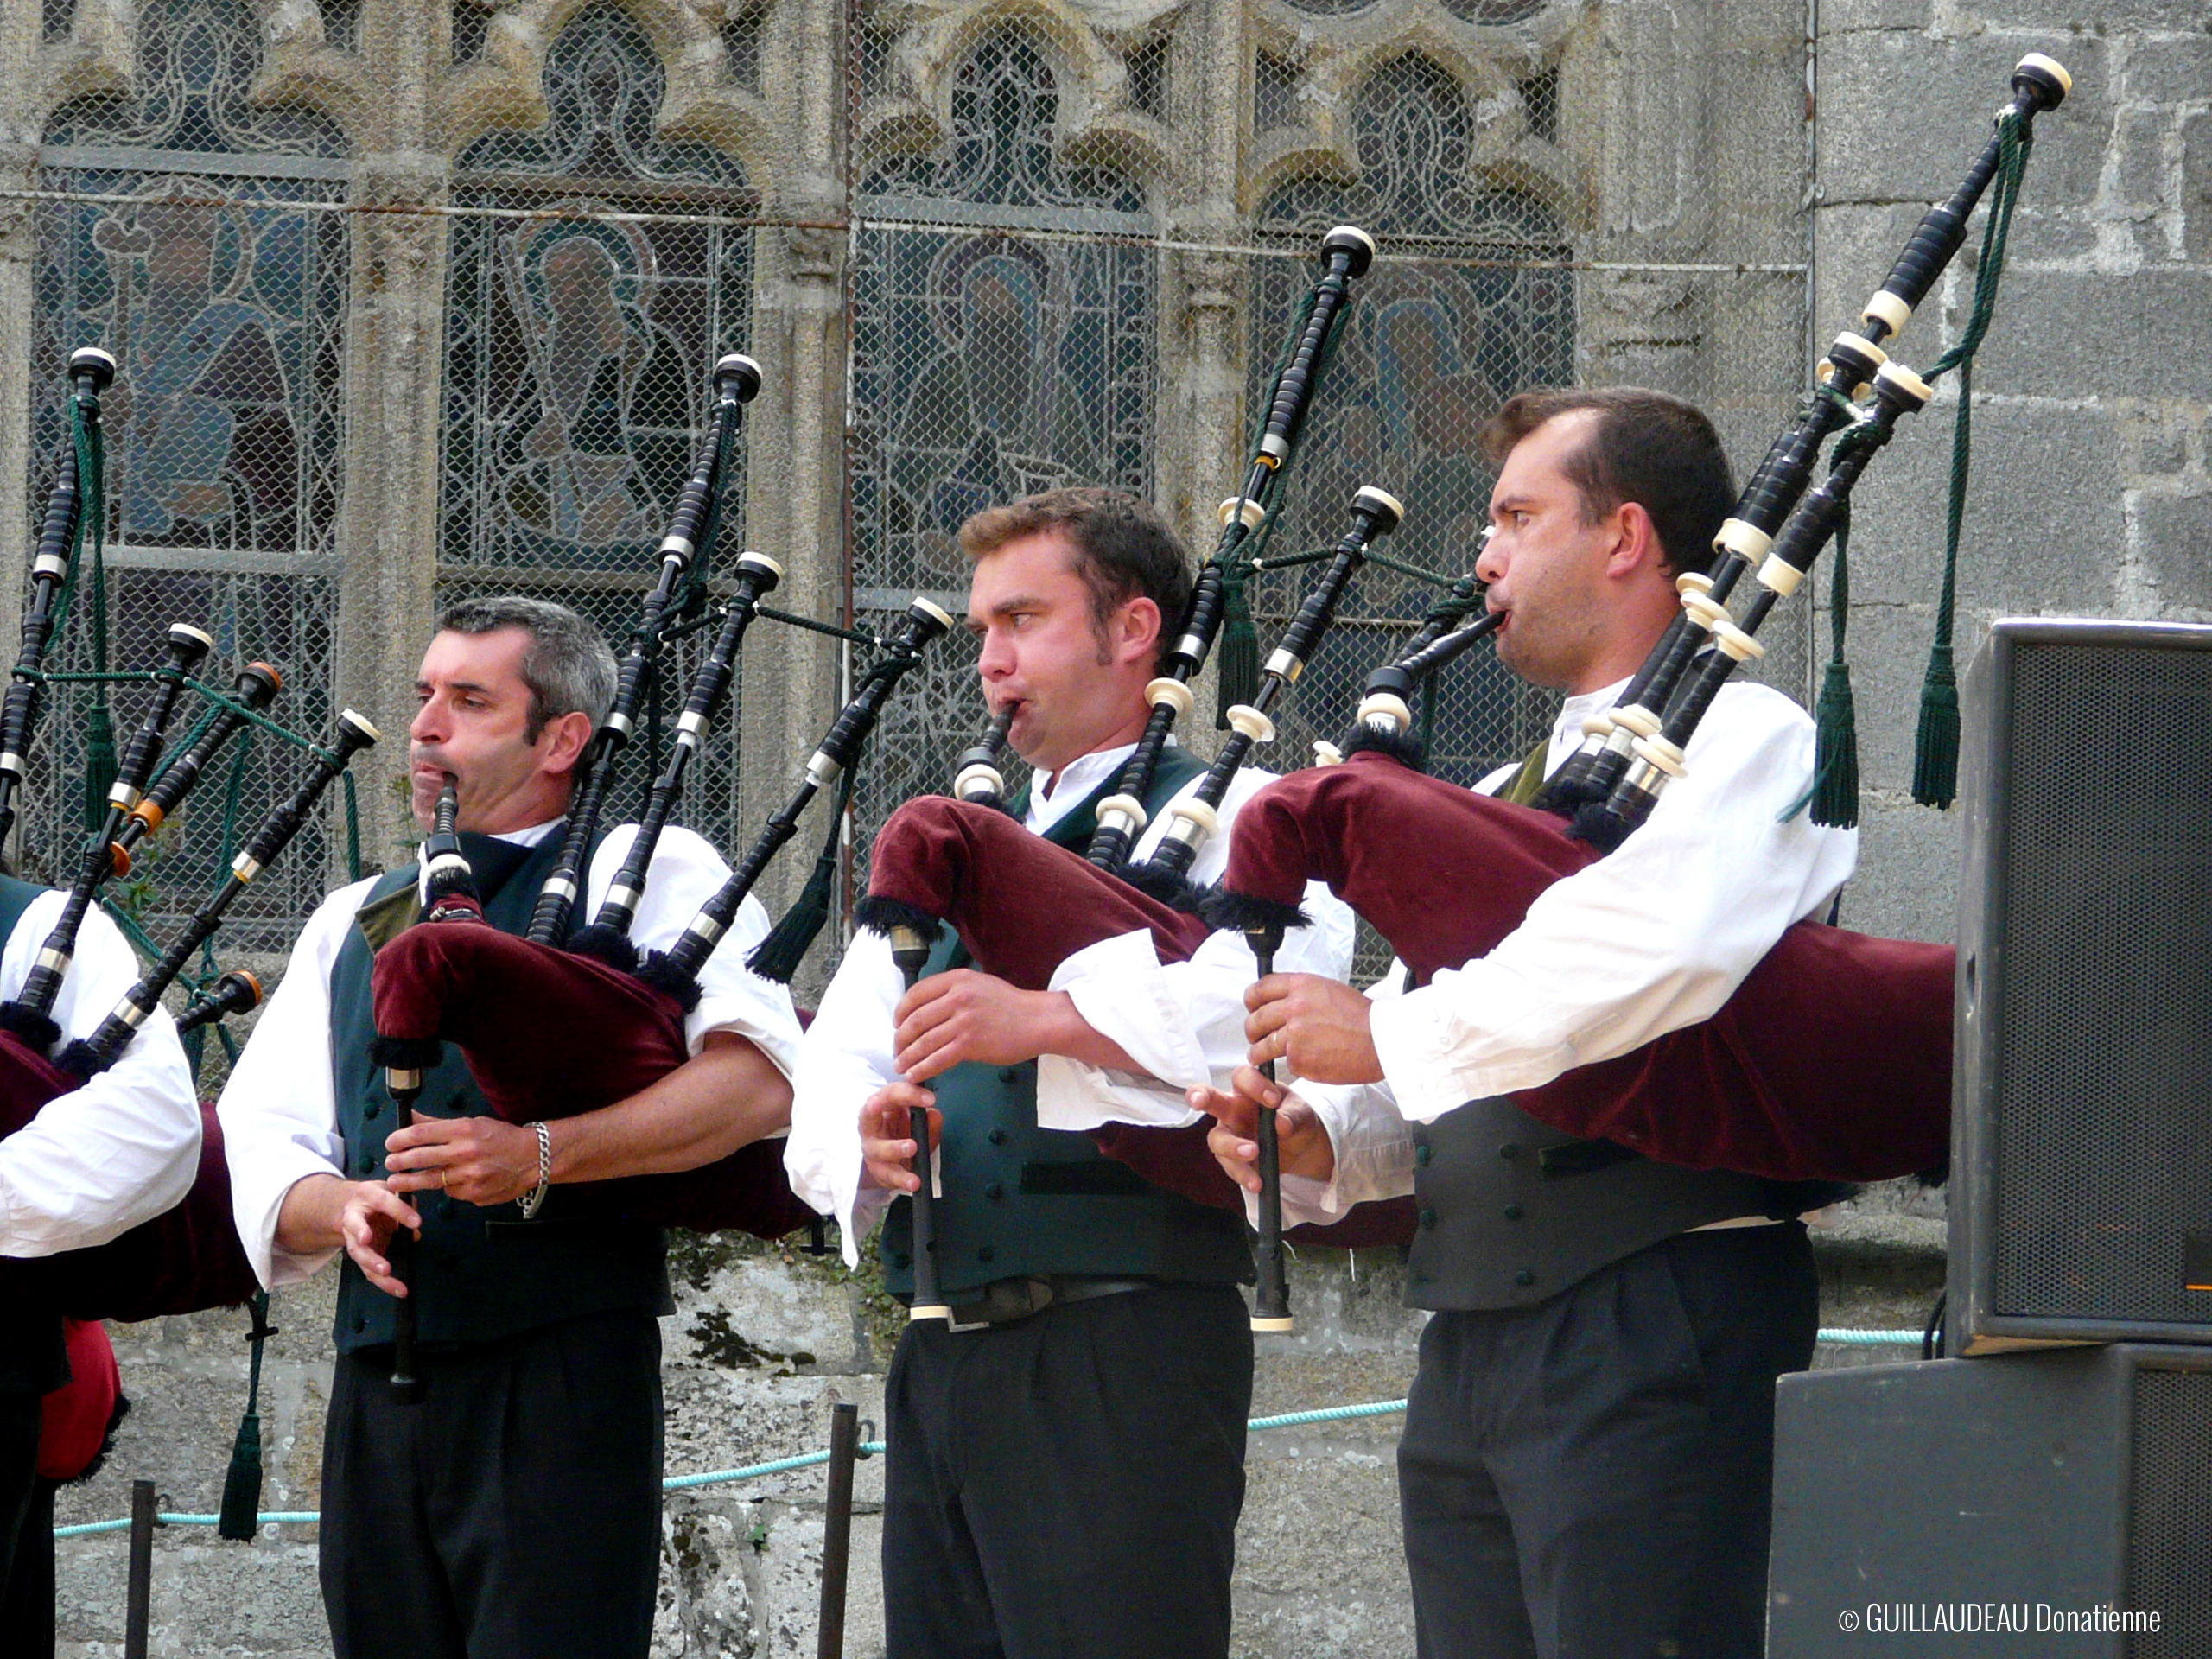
880, 748, 1256, 1299
1402, 742, 1852, 1312
326, 830, 671, 1353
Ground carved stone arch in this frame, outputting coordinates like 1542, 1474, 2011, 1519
245, 0, 378, 139
868, 3, 1169, 202
434, 0, 776, 192
1243, 43, 1580, 230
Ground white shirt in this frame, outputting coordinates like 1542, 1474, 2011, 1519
1261, 676, 1859, 1226
217, 820, 803, 1289
784, 743, 1356, 1265
0, 890, 200, 1257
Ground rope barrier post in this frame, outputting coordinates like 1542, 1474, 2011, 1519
124, 1478, 156, 1659
816, 1401, 861, 1659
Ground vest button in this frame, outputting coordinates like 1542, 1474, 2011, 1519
988, 1128, 1009, 1147
893, 1251, 912, 1269
1419, 1208, 1438, 1230
1503, 1204, 1524, 1222
1498, 1141, 1522, 1160
1515, 1268, 1536, 1287
364, 1102, 379, 1120
977, 1245, 996, 1262
984, 1182, 1004, 1201
350, 1314, 365, 1334
1414, 1143, 1432, 1168
998, 1067, 1020, 1084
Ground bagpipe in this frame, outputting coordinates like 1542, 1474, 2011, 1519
852, 54, 2073, 1312
364, 351, 955, 1247
1193, 58, 2080, 1187
0, 351, 383, 1323
854, 226, 1395, 1327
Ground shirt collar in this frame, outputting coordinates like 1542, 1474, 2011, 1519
1027, 742, 1141, 836
1548, 677, 1633, 773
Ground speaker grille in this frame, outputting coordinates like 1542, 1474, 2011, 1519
2127, 1367, 2212, 1656
1991, 643, 2212, 1327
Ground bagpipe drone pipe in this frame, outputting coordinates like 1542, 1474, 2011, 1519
364, 352, 957, 1236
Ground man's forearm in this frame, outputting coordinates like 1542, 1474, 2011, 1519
546, 1032, 792, 1183
1030, 990, 1141, 1072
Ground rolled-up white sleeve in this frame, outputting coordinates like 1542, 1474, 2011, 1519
595, 823, 802, 1081
1369, 682, 1859, 1122
785, 929, 903, 1266
217, 879, 372, 1287
1037, 764, 1358, 1131
0, 894, 200, 1257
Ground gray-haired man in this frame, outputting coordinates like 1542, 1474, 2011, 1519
219, 597, 803, 1658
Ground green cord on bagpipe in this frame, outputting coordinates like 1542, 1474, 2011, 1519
1796, 110, 2037, 829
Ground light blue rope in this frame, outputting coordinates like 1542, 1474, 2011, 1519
55, 1342, 1925, 1538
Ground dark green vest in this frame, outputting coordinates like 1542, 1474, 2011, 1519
1403, 741, 1851, 1313
881, 748, 1255, 1300
327, 831, 671, 1353
0, 873, 67, 1395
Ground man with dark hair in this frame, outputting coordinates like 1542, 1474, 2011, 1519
787, 486, 1351, 1658
219, 597, 802, 1658
1197, 388, 1857, 1658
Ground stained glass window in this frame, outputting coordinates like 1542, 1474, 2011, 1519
1249, 54, 1572, 814
439, 5, 759, 852
31, 0, 349, 937
849, 29, 1156, 845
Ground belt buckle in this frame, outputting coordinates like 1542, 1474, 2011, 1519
945, 1277, 1055, 1332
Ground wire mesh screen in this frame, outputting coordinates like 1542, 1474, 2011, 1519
845, 26, 1154, 879
435, 3, 760, 859
25, 0, 351, 950
13, 0, 1818, 977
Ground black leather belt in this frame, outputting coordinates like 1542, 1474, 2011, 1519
943, 1275, 1154, 1330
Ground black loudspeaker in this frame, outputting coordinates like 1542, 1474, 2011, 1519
1952, 618, 2212, 1352
1767, 1347, 2212, 1656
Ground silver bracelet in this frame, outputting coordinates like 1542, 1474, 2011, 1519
518, 1122, 553, 1219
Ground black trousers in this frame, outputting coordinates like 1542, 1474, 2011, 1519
883, 1282, 1253, 1659
320, 1307, 664, 1659
0, 1392, 43, 1655
1399, 1223, 1819, 1659
0, 1475, 55, 1659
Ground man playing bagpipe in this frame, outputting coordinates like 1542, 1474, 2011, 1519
217, 596, 803, 1659
785, 487, 1352, 1659
2, 874, 197, 1653
1179, 389, 1863, 1657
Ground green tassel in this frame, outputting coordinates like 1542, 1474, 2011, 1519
218, 1294, 272, 1542
216, 1411, 263, 1541
1910, 644, 1961, 809
83, 703, 118, 834
1215, 573, 1259, 728
747, 774, 850, 985
1810, 659, 1861, 829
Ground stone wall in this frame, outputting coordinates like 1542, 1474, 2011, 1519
1814, 1, 2212, 944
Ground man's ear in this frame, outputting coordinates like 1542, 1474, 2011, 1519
1115, 594, 1163, 667
1605, 501, 1667, 581
537, 709, 595, 779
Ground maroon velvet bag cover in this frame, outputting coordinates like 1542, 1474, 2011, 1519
370, 921, 813, 1236
0, 1033, 259, 1319
867, 795, 1417, 1243
1219, 751, 1955, 1182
